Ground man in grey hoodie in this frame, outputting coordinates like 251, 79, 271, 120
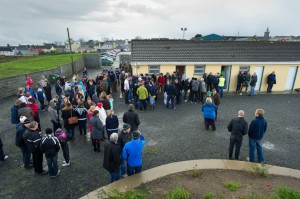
48, 99, 60, 132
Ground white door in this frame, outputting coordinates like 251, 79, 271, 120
223, 66, 231, 91
255, 67, 264, 91
285, 66, 298, 90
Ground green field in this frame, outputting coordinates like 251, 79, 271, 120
0, 54, 83, 79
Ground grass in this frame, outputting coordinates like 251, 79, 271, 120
99, 188, 149, 199
0, 54, 83, 79
223, 181, 242, 191
189, 167, 202, 178
272, 187, 300, 199
168, 187, 191, 199
245, 164, 270, 177
202, 192, 214, 199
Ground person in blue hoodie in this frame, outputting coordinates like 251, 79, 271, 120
122, 130, 145, 176
248, 109, 268, 163
202, 97, 218, 131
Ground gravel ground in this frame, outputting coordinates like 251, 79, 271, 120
0, 69, 300, 199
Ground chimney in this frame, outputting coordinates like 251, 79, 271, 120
264, 28, 270, 40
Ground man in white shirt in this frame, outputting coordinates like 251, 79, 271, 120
124, 74, 130, 104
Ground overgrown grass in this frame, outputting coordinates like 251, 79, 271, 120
189, 167, 202, 178
245, 164, 270, 177
202, 192, 214, 199
168, 187, 191, 199
223, 181, 242, 191
99, 188, 149, 199
0, 54, 83, 79
272, 187, 300, 199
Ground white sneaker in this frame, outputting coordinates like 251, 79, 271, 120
62, 160, 66, 164
239, 93, 243, 95
62, 162, 70, 167
4, 156, 8, 160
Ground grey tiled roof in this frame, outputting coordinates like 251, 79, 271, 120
131, 40, 300, 62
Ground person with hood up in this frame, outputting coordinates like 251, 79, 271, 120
90, 110, 103, 152
15, 116, 32, 168
48, 99, 60, 132
202, 97, 218, 131
95, 102, 107, 139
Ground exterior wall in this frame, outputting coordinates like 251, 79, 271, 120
160, 65, 176, 75
84, 54, 100, 69
185, 64, 194, 79
294, 67, 300, 89
206, 65, 222, 76
137, 65, 148, 75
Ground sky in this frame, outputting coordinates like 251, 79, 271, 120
0, 0, 299, 45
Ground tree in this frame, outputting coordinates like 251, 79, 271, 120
64, 38, 75, 48
195, 34, 202, 38
101, 37, 110, 42
78, 38, 85, 45
134, 36, 142, 40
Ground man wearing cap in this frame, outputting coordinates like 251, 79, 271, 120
23, 121, 47, 175
118, 123, 132, 176
15, 116, 32, 169
123, 104, 140, 132
41, 128, 60, 177
122, 130, 146, 176
103, 133, 122, 183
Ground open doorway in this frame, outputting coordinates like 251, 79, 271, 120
176, 65, 186, 81
221, 65, 232, 91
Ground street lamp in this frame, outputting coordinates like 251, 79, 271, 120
181, 28, 187, 39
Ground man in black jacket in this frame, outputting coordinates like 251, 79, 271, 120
174, 79, 183, 105
41, 128, 60, 177
24, 121, 47, 175
123, 104, 140, 131
166, 82, 176, 109
227, 110, 248, 160
103, 133, 122, 183
15, 117, 32, 168
118, 123, 132, 177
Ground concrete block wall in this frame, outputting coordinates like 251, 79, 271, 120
84, 54, 100, 69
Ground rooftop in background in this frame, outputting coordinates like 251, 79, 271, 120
131, 40, 300, 63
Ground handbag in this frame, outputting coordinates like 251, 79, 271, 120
68, 109, 78, 125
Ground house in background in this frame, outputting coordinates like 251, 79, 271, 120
131, 39, 300, 92
0, 46, 16, 56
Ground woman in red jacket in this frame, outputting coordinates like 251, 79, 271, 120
27, 98, 41, 131
158, 73, 166, 94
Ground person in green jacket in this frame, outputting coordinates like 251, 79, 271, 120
136, 83, 148, 112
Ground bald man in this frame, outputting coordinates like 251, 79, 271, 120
227, 110, 248, 160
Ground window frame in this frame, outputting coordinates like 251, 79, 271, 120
193, 65, 206, 76
148, 65, 160, 75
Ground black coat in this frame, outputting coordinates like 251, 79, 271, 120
41, 135, 60, 158
61, 108, 77, 129
123, 110, 140, 131
45, 84, 52, 102
227, 117, 248, 140
15, 123, 28, 148
118, 131, 132, 150
103, 141, 122, 173
23, 129, 42, 152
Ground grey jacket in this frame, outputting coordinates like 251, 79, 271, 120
18, 107, 34, 121
48, 100, 58, 122
192, 80, 199, 91
199, 81, 207, 93
90, 115, 103, 139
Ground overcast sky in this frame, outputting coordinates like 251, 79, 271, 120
0, 0, 299, 45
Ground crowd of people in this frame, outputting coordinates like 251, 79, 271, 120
0, 66, 268, 182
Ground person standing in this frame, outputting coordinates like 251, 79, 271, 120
249, 73, 257, 96
244, 71, 251, 93
44, 80, 52, 105
105, 110, 119, 140
61, 103, 77, 140
199, 78, 207, 104
202, 97, 218, 131
48, 99, 60, 133
136, 82, 148, 112
55, 128, 70, 167
18, 102, 34, 122
191, 78, 199, 104
236, 72, 245, 95
248, 109, 268, 163
118, 123, 131, 177
124, 74, 130, 104
174, 79, 183, 105
227, 110, 248, 160
75, 101, 88, 136
0, 137, 8, 162
166, 81, 176, 109
41, 128, 60, 177
90, 110, 103, 152
103, 133, 122, 183
123, 104, 140, 132
122, 130, 146, 176
211, 89, 220, 120
23, 121, 47, 175
218, 75, 225, 98
11, 100, 21, 127
267, 71, 276, 93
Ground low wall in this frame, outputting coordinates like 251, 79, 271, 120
84, 54, 100, 69
0, 57, 85, 99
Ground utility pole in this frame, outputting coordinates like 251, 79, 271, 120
67, 27, 74, 75
181, 28, 187, 39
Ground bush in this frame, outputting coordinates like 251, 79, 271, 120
168, 187, 191, 199
202, 192, 214, 199
245, 164, 270, 177
272, 187, 300, 199
99, 188, 149, 199
223, 181, 241, 191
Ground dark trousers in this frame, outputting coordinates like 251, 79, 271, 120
66, 126, 75, 138
127, 165, 142, 176
183, 90, 188, 101
176, 93, 182, 104
93, 139, 101, 152
124, 90, 129, 104
228, 137, 243, 160
51, 120, 61, 133
192, 91, 198, 102
139, 99, 147, 111
46, 155, 58, 176
34, 116, 41, 131
32, 149, 44, 173
0, 147, 5, 161
200, 92, 206, 104
134, 95, 139, 109
20, 146, 31, 167
204, 118, 216, 130
60, 142, 70, 163
78, 120, 87, 135
38, 100, 45, 110
166, 95, 175, 109
267, 82, 274, 92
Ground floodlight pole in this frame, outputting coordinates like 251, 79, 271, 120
181, 28, 187, 39
67, 27, 74, 75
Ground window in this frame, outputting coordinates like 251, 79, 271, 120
194, 65, 206, 75
148, 65, 160, 75
239, 66, 250, 72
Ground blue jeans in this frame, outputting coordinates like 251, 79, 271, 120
66, 126, 75, 138
249, 138, 264, 163
250, 86, 255, 96
245, 81, 250, 92
139, 99, 147, 111
109, 171, 121, 183
20, 146, 31, 167
78, 120, 87, 135
166, 95, 175, 109
46, 155, 58, 176
127, 165, 142, 176
218, 86, 224, 98
120, 160, 126, 175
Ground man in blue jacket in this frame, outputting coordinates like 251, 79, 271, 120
11, 100, 21, 127
122, 130, 146, 176
248, 109, 268, 163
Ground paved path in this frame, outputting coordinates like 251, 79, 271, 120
0, 68, 300, 199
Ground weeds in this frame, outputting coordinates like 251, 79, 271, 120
143, 146, 161, 155
168, 187, 191, 199
189, 166, 202, 178
98, 188, 149, 199
245, 164, 270, 177
223, 181, 242, 191
272, 187, 300, 199
202, 192, 214, 199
